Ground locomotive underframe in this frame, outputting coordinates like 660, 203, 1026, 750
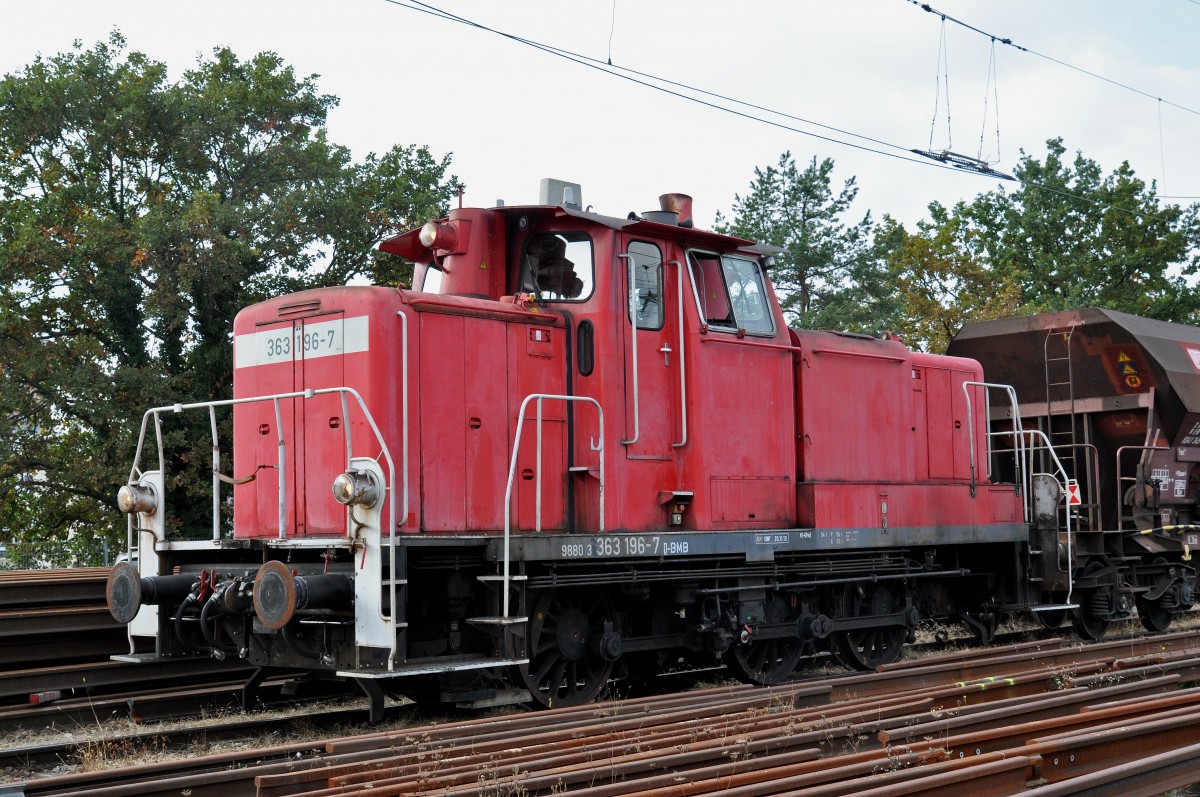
132, 526, 1044, 708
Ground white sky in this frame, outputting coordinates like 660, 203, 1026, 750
3, 1, 1199, 232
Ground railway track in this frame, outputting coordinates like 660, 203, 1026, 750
8, 628, 1200, 797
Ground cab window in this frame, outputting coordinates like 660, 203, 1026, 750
519, 232, 594, 302
688, 251, 774, 336
626, 241, 663, 330
689, 251, 733, 326
415, 263, 444, 293
721, 255, 774, 335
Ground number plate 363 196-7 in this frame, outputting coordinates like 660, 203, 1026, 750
558, 536, 691, 560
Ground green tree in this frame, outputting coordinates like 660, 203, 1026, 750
0, 33, 456, 555
876, 209, 1021, 353
984, 139, 1200, 320
883, 139, 1200, 352
717, 152, 894, 332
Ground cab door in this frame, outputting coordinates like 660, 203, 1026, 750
620, 238, 681, 461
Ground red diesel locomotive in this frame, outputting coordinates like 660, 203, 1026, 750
107, 180, 1200, 714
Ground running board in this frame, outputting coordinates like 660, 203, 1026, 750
338, 655, 528, 678
466, 615, 529, 626
1032, 604, 1080, 612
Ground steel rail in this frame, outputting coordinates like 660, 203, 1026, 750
13, 627, 1200, 797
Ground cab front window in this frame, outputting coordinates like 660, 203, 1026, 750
519, 232, 595, 302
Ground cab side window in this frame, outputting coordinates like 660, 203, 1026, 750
627, 241, 663, 330
688, 250, 774, 335
721, 255, 774, 335
689, 251, 733, 326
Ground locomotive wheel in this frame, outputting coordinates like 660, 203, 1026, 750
516, 589, 615, 709
1136, 595, 1173, 633
725, 595, 806, 686
832, 584, 906, 671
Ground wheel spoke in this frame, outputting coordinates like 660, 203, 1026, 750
834, 584, 906, 671
530, 654, 556, 684
516, 588, 615, 708
726, 597, 806, 686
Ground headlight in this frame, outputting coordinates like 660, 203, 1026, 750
332, 470, 379, 507
117, 483, 158, 515
418, 220, 458, 251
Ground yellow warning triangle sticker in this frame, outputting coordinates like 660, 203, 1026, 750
1122, 364, 1137, 375
1118, 352, 1132, 362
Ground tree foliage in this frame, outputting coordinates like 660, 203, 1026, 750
0, 33, 457, 551
884, 139, 1200, 350
716, 152, 893, 332
875, 209, 1021, 354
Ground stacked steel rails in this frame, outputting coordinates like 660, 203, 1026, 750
0, 568, 127, 670
0, 568, 357, 729
10, 628, 1200, 797
0, 567, 238, 706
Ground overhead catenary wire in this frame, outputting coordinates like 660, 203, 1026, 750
388, 0, 963, 171
1158, 99, 1168, 196
927, 16, 953, 152
977, 39, 1002, 165
606, 0, 616, 65
381, 0, 1198, 223
905, 0, 1200, 119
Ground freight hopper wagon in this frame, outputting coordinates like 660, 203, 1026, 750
950, 310, 1200, 639
109, 181, 1078, 713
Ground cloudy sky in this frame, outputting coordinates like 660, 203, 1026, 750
3, 1, 1198, 231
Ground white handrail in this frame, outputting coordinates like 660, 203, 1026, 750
273, 397, 286, 539
963, 381, 1025, 502
209, 406, 220, 541
1019, 428, 1076, 608
963, 381, 1073, 606
388, 309, 411, 660
619, 253, 639, 445
502, 394, 604, 617
669, 259, 688, 448
127, 386, 399, 542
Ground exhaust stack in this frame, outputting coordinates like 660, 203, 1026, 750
659, 193, 694, 228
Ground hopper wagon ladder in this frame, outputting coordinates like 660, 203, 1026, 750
1042, 325, 1100, 532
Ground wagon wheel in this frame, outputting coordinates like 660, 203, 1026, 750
515, 589, 615, 709
725, 594, 806, 686
1136, 595, 1172, 633
1070, 606, 1111, 641
831, 584, 907, 671
1137, 559, 1175, 633
1069, 562, 1112, 641
1032, 608, 1067, 630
